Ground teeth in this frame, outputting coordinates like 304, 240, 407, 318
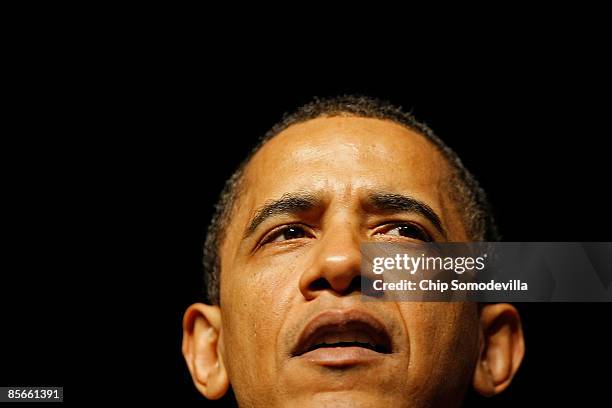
298, 324, 391, 356
356, 332, 369, 344
322, 334, 340, 345
338, 332, 357, 343
318, 331, 372, 345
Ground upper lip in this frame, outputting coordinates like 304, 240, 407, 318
292, 309, 393, 357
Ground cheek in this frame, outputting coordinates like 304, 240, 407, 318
219, 253, 301, 393
398, 303, 480, 396
223, 252, 300, 330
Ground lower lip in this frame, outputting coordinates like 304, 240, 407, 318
296, 346, 386, 367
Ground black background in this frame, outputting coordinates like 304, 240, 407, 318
2, 28, 611, 406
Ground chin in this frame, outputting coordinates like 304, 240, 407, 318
272, 389, 409, 408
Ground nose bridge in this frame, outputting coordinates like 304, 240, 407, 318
299, 214, 362, 298
320, 223, 361, 275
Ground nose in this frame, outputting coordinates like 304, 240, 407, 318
299, 227, 362, 300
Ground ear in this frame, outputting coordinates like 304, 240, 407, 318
473, 303, 525, 397
182, 303, 229, 400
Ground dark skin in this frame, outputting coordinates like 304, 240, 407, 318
183, 117, 525, 407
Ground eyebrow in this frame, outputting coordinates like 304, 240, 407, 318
244, 192, 322, 238
243, 191, 447, 239
366, 192, 447, 238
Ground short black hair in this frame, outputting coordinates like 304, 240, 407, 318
202, 95, 499, 305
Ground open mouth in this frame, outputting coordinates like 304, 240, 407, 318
292, 310, 393, 358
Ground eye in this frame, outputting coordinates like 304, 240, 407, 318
377, 223, 432, 242
262, 225, 312, 245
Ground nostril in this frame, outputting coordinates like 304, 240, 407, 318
309, 276, 364, 295
310, 278, 331, 292
347, 275, 362, 294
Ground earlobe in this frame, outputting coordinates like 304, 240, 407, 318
182, 303, 229, 400
473, 303, 525, 397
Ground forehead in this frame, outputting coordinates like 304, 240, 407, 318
243, 116, 452, 205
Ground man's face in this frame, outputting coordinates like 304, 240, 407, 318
218, 117, 482, 407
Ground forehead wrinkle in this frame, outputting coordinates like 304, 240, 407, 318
235, 117, 466, 242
